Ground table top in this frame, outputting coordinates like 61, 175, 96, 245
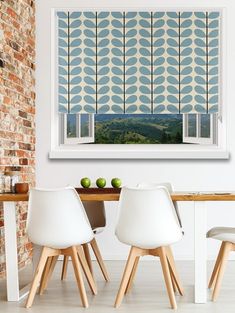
1, 188, 235, 202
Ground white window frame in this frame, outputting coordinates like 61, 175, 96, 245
62, 114, 95, 144
183, 114, 217, 145
47, 5, 228, 159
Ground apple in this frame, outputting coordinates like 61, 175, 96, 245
80, 177, 91, 188
111, 178, 122, 188
96, 177, 106, 188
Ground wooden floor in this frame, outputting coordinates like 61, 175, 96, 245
1, 260, 235, 312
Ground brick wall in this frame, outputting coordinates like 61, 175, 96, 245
0, 0, 35, 279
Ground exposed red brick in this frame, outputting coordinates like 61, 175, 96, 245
0, 0, 35, 278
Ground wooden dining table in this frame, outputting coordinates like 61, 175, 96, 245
1, 188, 235, 303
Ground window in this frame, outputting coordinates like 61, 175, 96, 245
183, 114, 217, 145
61, 114, 94, 144
60, 113, 218, 146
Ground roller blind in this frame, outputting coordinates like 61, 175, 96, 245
57, 11, 220, 114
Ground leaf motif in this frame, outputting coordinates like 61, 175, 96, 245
71, 67, 82, 75
84, 77, 96, 85
112, 29, 123, 38
59, 76, 67, 84
84, 95, 95, 104
181, 76, 192, 84
209, 86, 218, 94
154, 95, 165, 103
167, 95, 179, 103
195, 29, 206, 38
98, 67, 110, 75
167, 57, 178, 66
140, 29, 151, 38
59, 48, 67, 57
84, 67, 96, 75
71, 76, 82, 84
126, 76, 137, 84
154, 57, 165, 66
167, 29, 178, 37
167, 38, 178, 47
139, 48, 151, 56
98, 76, 109, 85
59, 39, 67, 47
70, 12, 82, 19
167, 47, 178, 56
195, 19, 206, 28
59, 86, 67, 94
125, 47, 137, 56
154, 76, 165, 84
126, 86, 137, 95
59, 58, 67, 66
70, 86, 82, 94
83, 105, 96, 113
84, 20, 96, 28
209, 95, 218, 104
195, 76, 206, 84
112, 38, 123, 47
57, 12, 68, 19
209, 39, 218, 47
70, 39, 81, 47
71, 95, 82, 104
98, 48, 110, 56
70, 29, 82, 38
111, 19, 123, 28
70, 20, 81, 28
70, 57, 81, 66
84, 29, 96, 38
181, 20, 192, 28
126, 38, 137, 47
98, 96, 110, 104
181, 47, 192, 56
126, 67, 137, 76
140, 95, 151, 104
167, 19, 178, 28
195, 66, 206, 75
195, 95, 206, 104
139, 19, 151, 28
140, 67, 151, 75
195, 57, 206, 66
154, 29, 165, 37
112, 95, 123, 104
181, 56, 192, 66
167, 76, 178, 84
195, 48, 206, 57
154, 86, 165, 94
112, 67, 123, 76
126, 29, 137, 37
70, 48, 82, 56
98, 57, 109, 66
126, 57, 137, 66
139, 104, 151, 113
59, 95, 67, 104
154, 39, 165, 47
84, 48, 96, 56
112, 57, 123, 66
181, 86, 192, 94
59, 29, 67, 38
84, 86, 96, 95
126, 19, 137, 28
59, 67, 67, 75
126, 105, 138, 114
83, 12, 96, 19
112, 76, 123, 85
98, 29, 109, 38
140, 86, 151, 94
154, 19, 165, 28
84, 57, 96, 66
167, 67, 178, 75
167, 86, 179, 94
111, 105, 124, 114
126, 95, 137, 104
181, 66, 192, 75
59, 20, 67, 28
98, 20, 109, 28
140, 76, 151, 85
140, 57, 151, 66
140, 38, 151, 47
98, 86, 109, 94
181, 38, 192, 47
209, 20, 218, 28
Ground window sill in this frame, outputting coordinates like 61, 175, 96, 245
49, 145, 229, 159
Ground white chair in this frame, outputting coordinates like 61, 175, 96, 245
25, 187, 97, 308
114, 186, 184, 309
207, 227, 235, 301
138, 182, 182, 228
61, 201, 110, 282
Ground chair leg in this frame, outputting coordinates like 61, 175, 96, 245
39, 256, 53, 295
39, 255, 58, 295
25, 247, 55, 308
77, 245, 97, 295
114, 246, 140, 308
90, 238, 110, 282
158, 246, 177, 310
61, 256, 69, 280
83, 243, 93, 276
125, 256, 140, 294
208, 242, 225, 289
166, 246, 184, 296
212, 242, 232, 301
70, 246, 89, 308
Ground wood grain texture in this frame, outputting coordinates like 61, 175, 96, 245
2, 190, 235, 203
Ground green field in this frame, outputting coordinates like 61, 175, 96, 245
94, 114, 183, 144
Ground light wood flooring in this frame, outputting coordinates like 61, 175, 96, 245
1, 260, 235, 312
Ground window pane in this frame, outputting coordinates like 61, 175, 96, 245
67, 114, 77, 138
188, 114, 197, 137
200, 114, 210, 138
81, 114, 90, 137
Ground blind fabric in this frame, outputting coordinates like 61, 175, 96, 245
57, 11, 220, 114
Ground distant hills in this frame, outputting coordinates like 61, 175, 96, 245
94, 114, 183, 144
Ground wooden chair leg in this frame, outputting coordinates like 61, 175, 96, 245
169, 267, 177, 293
125, 256, 140, 294
90, 238, 110, 282
39, 256, 53, 295
158, 246, 177, 310
208, 242, 225, 289
212, 242, 232, 301
39, 255, 58, 295
114, 247, 139, 308
77, 245, 97, 295
61, 256, 69, 281
70, 246, 89, 308
25, 247, 55, 308
83, 243, 93, 276
166, 246, 184, 296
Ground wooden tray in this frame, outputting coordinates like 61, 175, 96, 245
76, 187, 121, 194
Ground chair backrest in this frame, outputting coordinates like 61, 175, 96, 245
82, 201, 106, 230
115, 186, 182, 249
26, 187, 94, 249
137, 182, 182, 228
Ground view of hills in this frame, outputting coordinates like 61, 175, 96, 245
94, 114, 183, 144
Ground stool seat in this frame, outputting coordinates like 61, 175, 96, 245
207, 227, 235, 243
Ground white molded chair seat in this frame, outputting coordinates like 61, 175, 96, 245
25, 187, 97, 308
207, 227, 235, 243
114, 185, 184, 309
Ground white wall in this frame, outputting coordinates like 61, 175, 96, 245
36, 0, 235, 260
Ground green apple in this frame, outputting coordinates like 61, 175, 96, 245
111, 178, 122, 188
80, 177, 91, 188
96, 177, 106, 188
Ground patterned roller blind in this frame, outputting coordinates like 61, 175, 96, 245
57, 11, 220, 114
